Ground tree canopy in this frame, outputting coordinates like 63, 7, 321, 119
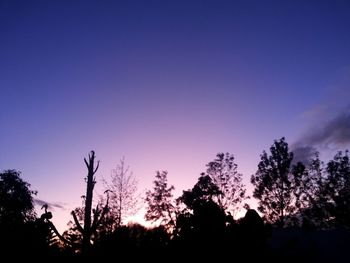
0, 169, 36, 225
204, 152, 247, 216
145, 171, 177, 230
251, 137, 294, 227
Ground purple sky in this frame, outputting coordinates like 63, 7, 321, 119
1, 0, 350, 232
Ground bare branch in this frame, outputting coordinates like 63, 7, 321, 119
71, 210, 84, 234
47, 221, 72, 246
93, 160, 100, 174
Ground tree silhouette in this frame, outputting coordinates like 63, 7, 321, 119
0, 169, 37, 224
204, 152, 247, 216
289, 152, 328, 228
178, 175, 222, 210
291, 161, 313, 226
239, 209, 267, 258
251, 138, 294, 227
0, 169, 37, 255
301, 152, 331, 229
290, 151, 350, 229
0, 170, 57, 258
101, 157, 140, 232
69, 151, 109, 255
176, 175, 228, 253
325, 150, 350, 227
145, 171, 177, 231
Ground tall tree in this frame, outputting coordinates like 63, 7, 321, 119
291, 161, 309, 223
205, 152, 247, 216
325, 150, 350, 227
251, 137, 294, 227
304, 152, 327, 226
288, 150, 350, 228
145, 171, 177, 231
102, 157, 140, 232
291, 152, 330, 228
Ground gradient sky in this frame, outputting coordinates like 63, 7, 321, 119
1, 0, 350, 232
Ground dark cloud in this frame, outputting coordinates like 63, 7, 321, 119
291, 146, 317, 165
302, 110, 350, 146
292, 108, 350, 164
34, 199, 65, 210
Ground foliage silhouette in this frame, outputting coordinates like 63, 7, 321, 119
0, 169, 36, 224
175, 174, 229, 254
324, 150, 350, 227
0, 170, 60, 258
145, 171, 177, 231
290, 153, 328, 228
303, 152, 329, 228
251, 137, 295, 227
178, 175, 222, 209
204, 152, 247, 216
2, 144, 350, 259
287, 150, 349, 229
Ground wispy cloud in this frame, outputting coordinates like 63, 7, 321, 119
34, 198, 66, 210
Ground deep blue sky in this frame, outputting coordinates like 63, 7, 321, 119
1, 0, 350, 231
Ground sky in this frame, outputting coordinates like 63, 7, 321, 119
1, 0, 350, 233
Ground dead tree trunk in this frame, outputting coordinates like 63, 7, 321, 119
82, 151, 99, 254
70, 151, 100, 254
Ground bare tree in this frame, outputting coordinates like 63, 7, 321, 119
101, 157, 141, 232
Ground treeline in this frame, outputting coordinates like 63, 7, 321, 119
0, 137, 349, 260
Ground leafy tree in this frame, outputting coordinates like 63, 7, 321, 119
178, 175, 222, 210
0, 170, 57, 258
204, 152, 247, 216
101, 157, 140, 232
176, 175, 228, 252
324, 150, 350, 227
0, 169, 37, 224
291, 151, 350, 229
273, 149, 350, 229
291, 161, 311, 226
303, 152, 328, 227
291, 152, 330, 228
251, 137, 294, 227
145, 171, 177, 231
